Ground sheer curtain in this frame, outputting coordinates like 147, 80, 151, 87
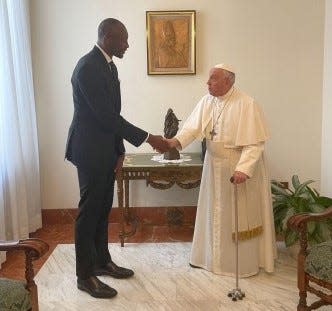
0, 0, 42, 266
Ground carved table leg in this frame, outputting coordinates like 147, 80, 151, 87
123, 178, 139, 239
125, 179, 130, 224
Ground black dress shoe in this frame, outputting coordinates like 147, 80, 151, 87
77, 276, 117, 298
94, 260, 134, 279
189, 263, 202, 269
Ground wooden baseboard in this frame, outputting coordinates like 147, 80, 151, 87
42, 206, 197, 225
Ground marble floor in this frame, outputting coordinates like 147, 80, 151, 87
0, 223, 194, 279
35, 242, 331, 311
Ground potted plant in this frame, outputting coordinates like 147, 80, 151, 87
271, 175, 332, 248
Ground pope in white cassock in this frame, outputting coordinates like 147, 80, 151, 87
166, 64, 277, 277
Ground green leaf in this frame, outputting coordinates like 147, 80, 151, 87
273, 202, 288, 211
272, 194, 288, 202
271, 183, 289, 196
271, 180, 285, 186
285, 228, 299, 247
313, 188, 320, 197
275, 223, 283, 235
316, 196, 332, 207
292, 197, 310, 213
306, 186, 318, 202
309, 203, 325, 213
272, 199, 286, 205
282, 208, 295, 230
310, 230, 324, 244
274, 210, 288, 223
307, 221, 316, 234
272, 176, 332, 246
294, 180, 315, 196
326, 220, 332, 235
292, 175, 301, 190
319, 221, 332, 240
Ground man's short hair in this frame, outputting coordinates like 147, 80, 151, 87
98, 18, 123, 39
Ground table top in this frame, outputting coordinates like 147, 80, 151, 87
123, 153, 203, 168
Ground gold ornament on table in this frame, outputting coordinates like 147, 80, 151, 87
164, 108, 181, 160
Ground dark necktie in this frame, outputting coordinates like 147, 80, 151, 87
109, 61, 118, 80
108, 60, 121, 112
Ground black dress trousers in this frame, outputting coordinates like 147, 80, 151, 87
75, 165, 115, 279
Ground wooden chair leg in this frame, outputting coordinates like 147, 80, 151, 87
30, 282, 39, 311
297, 256, 308, 311
298, 290, 308, 311
25, 250, 39, 311
0, 239, 49, 311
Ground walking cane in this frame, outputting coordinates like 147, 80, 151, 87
227, 177, 245, 301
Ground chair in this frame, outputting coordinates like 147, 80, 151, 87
288, 207, 332, 310
0, 238, 49, 311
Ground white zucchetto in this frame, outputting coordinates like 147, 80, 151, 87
214, 63, 235, 74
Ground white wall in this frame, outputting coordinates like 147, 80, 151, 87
30, 0, 325, 210
321, 0, 332, 197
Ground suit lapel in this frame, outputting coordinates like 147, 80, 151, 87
90, 46, 121, 113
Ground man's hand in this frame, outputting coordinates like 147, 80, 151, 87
114, 154, 125, 178
164, 138, 181, 149
231, 171, 248, 184
146, 134, 170, 153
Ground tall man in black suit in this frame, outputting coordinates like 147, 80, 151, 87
65, 18, 169, 299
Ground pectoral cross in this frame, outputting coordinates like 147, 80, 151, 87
209, 128, 217, 140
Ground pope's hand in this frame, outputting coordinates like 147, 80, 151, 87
231, 171, 248, 184
164, 138, 181, 149
146, 134, 170, 153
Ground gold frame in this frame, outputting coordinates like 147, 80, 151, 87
146, 10, 196, 75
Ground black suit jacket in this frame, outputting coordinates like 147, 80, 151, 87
65, 46, 147, 173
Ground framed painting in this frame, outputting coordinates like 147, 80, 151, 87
146, 10, 196, 75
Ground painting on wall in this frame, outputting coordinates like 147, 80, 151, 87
146, 10, 196, 75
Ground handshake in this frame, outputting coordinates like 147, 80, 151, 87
146, 134, 180, 153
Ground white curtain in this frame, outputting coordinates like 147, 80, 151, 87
0, 0, 42, 266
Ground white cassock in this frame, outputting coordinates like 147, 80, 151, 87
175, 86, 277, 277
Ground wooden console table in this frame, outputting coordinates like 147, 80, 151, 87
116, 153, 203, 246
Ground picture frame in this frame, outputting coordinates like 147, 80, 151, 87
146, 10, 196, 75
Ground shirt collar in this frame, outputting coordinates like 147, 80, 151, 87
96, 44, 112, 63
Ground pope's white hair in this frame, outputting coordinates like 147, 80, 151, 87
214, 63, 235, 85
223, 70, 235, 85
